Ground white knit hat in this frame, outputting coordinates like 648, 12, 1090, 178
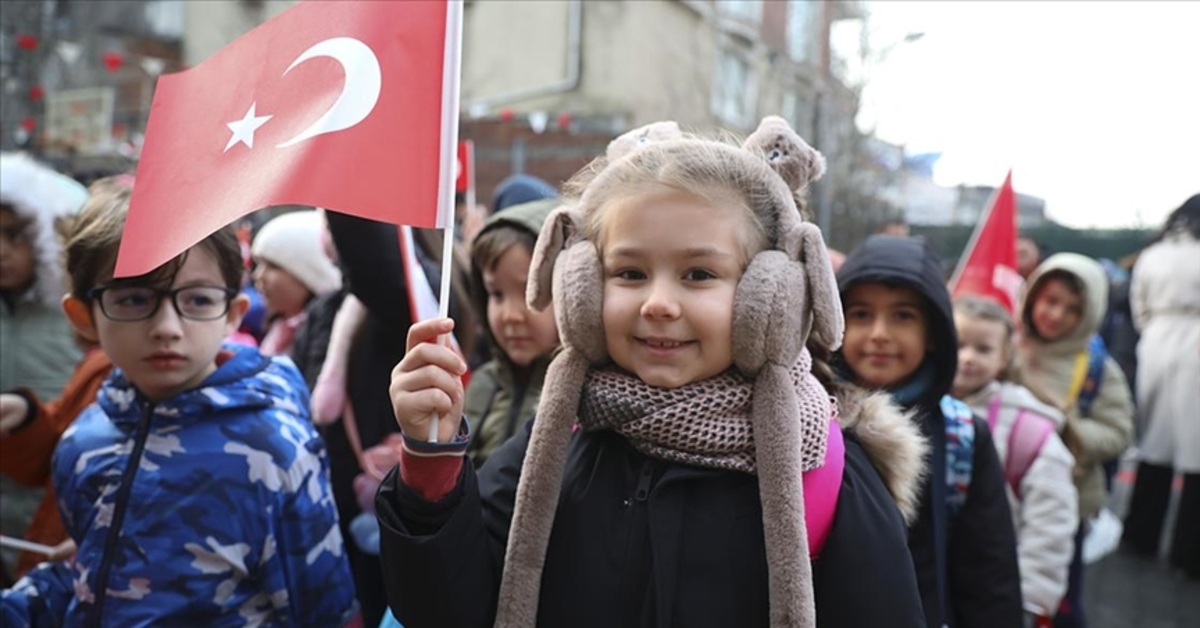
251, 210, 342, 296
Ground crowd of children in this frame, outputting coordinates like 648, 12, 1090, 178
0, 118, 1188, 628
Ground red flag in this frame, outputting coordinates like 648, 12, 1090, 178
949, 170, 1023, 314
116, 0, 462, 277
455, 140, 473, 194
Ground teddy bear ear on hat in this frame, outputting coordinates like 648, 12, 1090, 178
526, 204, 608, 362
605, 121, 684, 161
744, 115, 826, 196
527, 205, 581, 312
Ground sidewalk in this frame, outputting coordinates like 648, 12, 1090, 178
1085, 454, 1199, 628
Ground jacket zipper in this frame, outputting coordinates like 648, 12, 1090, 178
89, 400, 155, 626
619, 459, 655, 627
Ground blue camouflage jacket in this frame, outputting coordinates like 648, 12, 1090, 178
1, 345, 357, 627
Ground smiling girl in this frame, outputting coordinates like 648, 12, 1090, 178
376, 118, 929, 628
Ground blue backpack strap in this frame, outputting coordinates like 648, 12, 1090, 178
940, 395, 976, 519
1077, 334, 1107, 416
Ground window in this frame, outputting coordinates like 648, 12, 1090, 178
782, 90, 802, 131
144, 0, 185, 40
787, 0, 816, 62
713, 48, 755, 126
717, 0, 762, 25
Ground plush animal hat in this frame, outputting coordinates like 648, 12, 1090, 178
496, 116, 843, 628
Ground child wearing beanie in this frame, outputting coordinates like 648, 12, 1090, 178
251, 209, 342, 356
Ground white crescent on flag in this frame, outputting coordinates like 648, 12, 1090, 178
275, 37, 383, 148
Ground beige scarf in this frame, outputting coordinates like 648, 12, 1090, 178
578, 360, 828, 475
495, 347, 832, 627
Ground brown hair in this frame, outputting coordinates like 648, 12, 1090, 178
65, 177, 244, 299
1036, 269, 1084, 298
953, 294, 1016, 380
568, 134, 776, 265
471, 225, 536, 277
954, 294, 1016, 338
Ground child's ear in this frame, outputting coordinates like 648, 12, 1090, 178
62, 295, 99, 343
225, 294, 250, 331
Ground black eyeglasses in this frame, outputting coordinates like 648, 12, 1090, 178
88, 285, 237, 322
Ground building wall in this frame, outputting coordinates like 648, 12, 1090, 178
182, 0, 294, 66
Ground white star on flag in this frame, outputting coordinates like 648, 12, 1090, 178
224, 103, 273, 152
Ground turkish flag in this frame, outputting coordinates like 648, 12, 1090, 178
948, 170, 1023, 314
116, 0, 462, 277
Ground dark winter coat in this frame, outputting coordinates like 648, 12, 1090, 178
323, 212, 423, 627
291, 287, 348, 391
376, 391, 928, 628
836, 234, 1023, 628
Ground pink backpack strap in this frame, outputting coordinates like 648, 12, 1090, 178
985, 395, 1002, 432
803, 416, 844, 557
1004, 410, 1055, 498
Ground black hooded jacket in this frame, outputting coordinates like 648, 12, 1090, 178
836, 235, 1023, 628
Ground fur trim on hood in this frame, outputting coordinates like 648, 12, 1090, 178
835, 385, 928, 524
0, 152, 88, 307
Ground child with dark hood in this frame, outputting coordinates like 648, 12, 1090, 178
835, 234, 1023, 628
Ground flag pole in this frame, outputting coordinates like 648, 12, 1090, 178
0, 534, 57, 556
948, 169, 1011, 289
429, 0, 464, 443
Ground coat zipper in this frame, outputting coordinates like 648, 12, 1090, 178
89, 400, 155, 626
619, 459, 655, 627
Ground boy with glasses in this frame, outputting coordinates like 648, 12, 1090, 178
2, 179, 358, 626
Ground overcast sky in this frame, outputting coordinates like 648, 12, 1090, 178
848, 1, 1200, 229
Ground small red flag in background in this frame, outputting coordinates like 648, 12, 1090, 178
948, 170, 1023, 314
116, 0, 460, 277
455, 140, 473, 194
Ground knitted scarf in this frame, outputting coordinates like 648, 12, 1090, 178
495, 347, 833, 627
578, 359, 829, 475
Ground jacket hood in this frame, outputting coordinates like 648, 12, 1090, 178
98, 345, 307, 431
836, 235, 957, 408
0, 152, 89, 307
1020, 252, 1108, 355
470, 198, 560, 375
491, 174, 557, 213
479, 197, 560, 240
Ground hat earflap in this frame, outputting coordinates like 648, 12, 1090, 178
495, 345, 590, 627
732, 251, 808, 377
526, 205, 607, 363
